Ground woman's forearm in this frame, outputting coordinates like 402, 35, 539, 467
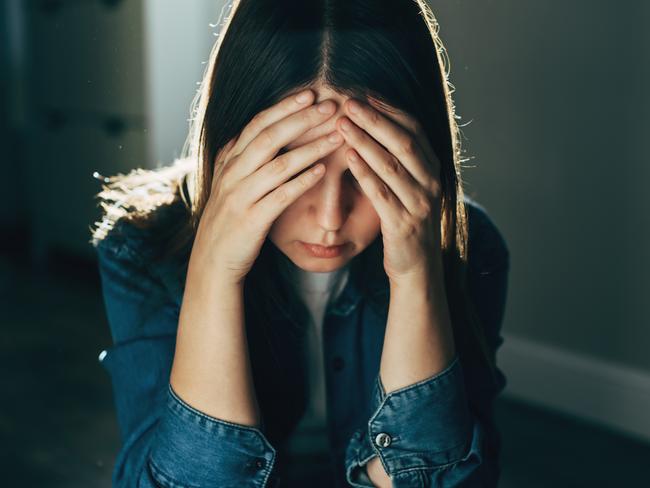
169, 251, 262, 428
367, 264, 457, 487
381, 264, 456, 394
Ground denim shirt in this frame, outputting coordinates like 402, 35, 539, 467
95, 195, 509, 488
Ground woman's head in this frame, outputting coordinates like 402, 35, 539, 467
266, 82, 381, 273
188, 0, 469, 271
93, 0, 497, 384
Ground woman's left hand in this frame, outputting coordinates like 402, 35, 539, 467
336, 97, 444, 286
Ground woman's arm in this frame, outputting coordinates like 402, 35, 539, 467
169, 243, 262, 428
96, 229, 278, 487
346, 202, 509, 488
365, 263, 457, 488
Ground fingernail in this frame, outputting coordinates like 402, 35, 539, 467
296, 90, 312, 104
348, 100, 360, 114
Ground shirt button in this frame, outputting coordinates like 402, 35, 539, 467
254, 458, 266, 469
332, 356, 345, 371
374, 432, 392, 448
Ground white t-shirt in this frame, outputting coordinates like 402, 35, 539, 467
283, 261, 350, 458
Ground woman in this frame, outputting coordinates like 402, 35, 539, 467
92, 0, 510, 486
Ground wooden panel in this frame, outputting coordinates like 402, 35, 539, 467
27, 0, 145, 116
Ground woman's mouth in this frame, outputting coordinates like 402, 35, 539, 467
299, 241, 347, 258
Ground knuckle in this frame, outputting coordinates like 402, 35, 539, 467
303, 107, 315, 121
317, 136, 331, 153
404, 221, 418, 237
307, 107, 322, 124
270, 155, 289, 175
399, 138, 417, 157
257, 129, 275, 150
299, 171, 313, 189
274, 187, 290, 204
384, 155, 400, 174
374, 182, 390, 200
297, 108, 312, 127
396, 215, 418, 236
394, 218, 410, 236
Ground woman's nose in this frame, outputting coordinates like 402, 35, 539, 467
312, 175, 352, 232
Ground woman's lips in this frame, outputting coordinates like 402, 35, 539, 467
299, 241, 347, 258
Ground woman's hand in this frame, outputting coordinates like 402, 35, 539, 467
191, 89, 344, 286
335, 97, 443, 286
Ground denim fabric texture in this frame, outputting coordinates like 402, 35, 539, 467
95, 195, 509, 487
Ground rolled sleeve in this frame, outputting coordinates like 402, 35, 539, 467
345, 356, 483, 487
147, 384, 278, 488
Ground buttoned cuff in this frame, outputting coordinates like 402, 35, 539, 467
148, 384, 279, 488
345, 355, 474, 486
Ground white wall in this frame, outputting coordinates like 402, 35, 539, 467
142, 0, 231, 167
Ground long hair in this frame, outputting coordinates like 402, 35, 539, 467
91, 0, 498, 419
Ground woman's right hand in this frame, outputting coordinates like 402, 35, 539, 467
191, 89, 344, 286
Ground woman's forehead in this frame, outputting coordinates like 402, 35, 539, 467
281, 82, 400, 151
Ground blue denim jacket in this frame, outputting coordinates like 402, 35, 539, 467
95, 195, 509, 487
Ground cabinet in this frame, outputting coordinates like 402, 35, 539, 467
21, 0, 223, 258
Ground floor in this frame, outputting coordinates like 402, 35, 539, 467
1, 250, 649, 487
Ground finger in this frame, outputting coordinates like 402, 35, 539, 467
344, 98, 436, 189
230, 99, 338, 182
240, 130, 343, 207
231, 89, 315, 157
345, 149, 405, 232
252, 160, 326, 226
367, 96, 441, 182
338, 116, 426, 216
